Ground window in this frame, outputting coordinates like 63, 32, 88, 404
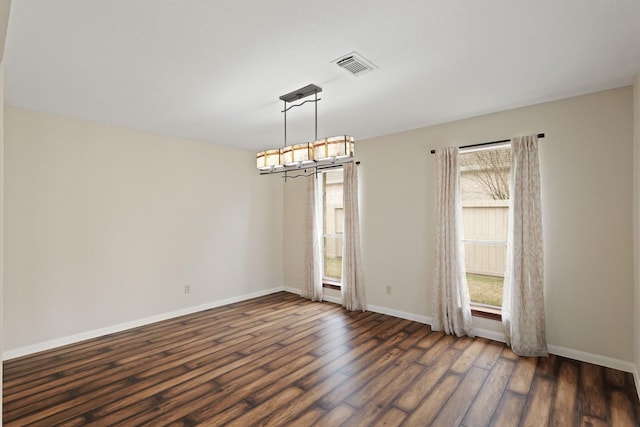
459, 146, 511, 310
322, 168, 344, 283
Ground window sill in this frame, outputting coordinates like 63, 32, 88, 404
323, 280, 341, 291
471, 305, 502, 321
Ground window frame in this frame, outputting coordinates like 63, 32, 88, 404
319, 167, 345, 287
470, 305, 502, 321
459, 144, 510, 319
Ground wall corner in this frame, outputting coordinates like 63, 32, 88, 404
633, 73, 640, 401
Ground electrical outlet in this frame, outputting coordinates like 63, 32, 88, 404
386, 286, 391, 295
184, 284, 191, 294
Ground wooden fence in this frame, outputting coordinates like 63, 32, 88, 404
462, 202, 508, 277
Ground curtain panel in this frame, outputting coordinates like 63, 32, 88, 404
342, 162, 366, 311
502, 134, 547, 356
302, 174, 323, 302
432, 147, 474, 337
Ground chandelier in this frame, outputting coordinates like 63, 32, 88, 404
256, 84, 354, 175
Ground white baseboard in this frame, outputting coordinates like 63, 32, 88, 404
367, 303, 432, 325
322, 295, 342, 305
283, 286, 343, 305
546, 344, 637, 374
472, 328, 507, 343
282, 286, 302, 296
3, 287, 286, 360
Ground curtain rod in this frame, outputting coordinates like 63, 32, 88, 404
429, 133, 545, 154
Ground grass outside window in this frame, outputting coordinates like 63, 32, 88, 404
324, 256, 342, 281
466, 273, 503, 308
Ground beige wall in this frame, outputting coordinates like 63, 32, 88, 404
0, 2, 12, 422
284, 87, 635, 362
634, 74, 640, 382
4, 107, 283, 351
0, 62, 4, 425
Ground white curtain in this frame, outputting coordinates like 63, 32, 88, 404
342, 162, 366, 311
502, 134, 547, 356
302, 174, 323, 302
432, 147, 474, 337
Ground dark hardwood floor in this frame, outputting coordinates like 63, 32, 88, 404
3, 292, 639, 426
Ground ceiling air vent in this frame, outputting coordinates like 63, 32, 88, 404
332, 51, 377, 77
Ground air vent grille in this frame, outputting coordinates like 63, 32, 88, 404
332, 51, 377, 76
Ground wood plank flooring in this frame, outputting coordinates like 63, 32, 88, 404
3, 292, 639, 426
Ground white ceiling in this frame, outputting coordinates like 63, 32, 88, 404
4, 1, 640, 152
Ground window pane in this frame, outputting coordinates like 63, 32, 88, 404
323, 168, 344, 281
460, 147, 511, 201
463, 242, 506, 278
460, 147, 510, 308
464, 242, 505, 306
324, 236, 343, 280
